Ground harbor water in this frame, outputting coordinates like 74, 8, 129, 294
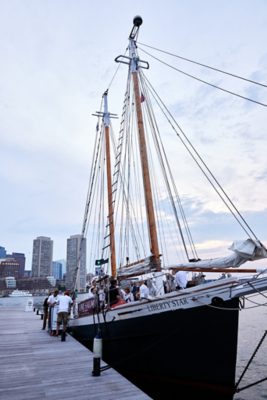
234, 294, 267, 400
0, 294, 266, 399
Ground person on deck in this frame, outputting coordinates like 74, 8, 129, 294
123, 287, 135, 302
107, 278, 124, 307
88, 286, 97, 299
98, 285, 106, 309
130, 281, 139, 300
139, 280, 149, 299
174, 270, 188, 290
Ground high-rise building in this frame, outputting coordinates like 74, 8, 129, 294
0, 246, 6, 258
0, 259, 19, 278
52, 261, 63, 280
66, 234, 86, 292
7, 253, 25, 278
56, 259, 66, 275
31, 236, 53, 277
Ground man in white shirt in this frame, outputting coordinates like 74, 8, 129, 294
175, 271, 188, 290
56, 290, 73, 340
47, 289, 59, 335
139, 281, 149, 299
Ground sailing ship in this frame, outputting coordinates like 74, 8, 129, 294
68, 16, 267, 400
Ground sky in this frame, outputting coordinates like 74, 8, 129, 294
0, 0, 267, 272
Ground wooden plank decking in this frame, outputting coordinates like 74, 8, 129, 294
0, 307, 151, 400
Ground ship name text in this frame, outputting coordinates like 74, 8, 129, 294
147, 298, 188, 312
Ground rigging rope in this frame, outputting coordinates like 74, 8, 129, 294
138, 72, 196, 261
141, 73, 260, 241
138, 47, 267, 107
137, 42, 267, 88
235, 330, 267, 392
114, 74, 146, 265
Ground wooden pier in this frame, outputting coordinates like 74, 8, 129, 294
0, 307, 151, 399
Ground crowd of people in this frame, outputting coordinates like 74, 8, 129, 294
42, 270, 197, 326
85, 278, 153, 310
87, 270, 193, 309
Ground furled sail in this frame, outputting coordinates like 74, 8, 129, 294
116, 240, 267, 277
170, 239, 267, 270
117, 257, 157, 278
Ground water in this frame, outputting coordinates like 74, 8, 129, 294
0, 294, 266, 398
234, 294, 267, 400
0, 295, 46, 310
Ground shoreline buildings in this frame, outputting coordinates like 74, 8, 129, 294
31, 236, 53, 277
66, 234, 86, 292
1, 234, 87, 294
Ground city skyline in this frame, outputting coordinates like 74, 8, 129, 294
1, 240, 66, 272
1, 235, 86, 290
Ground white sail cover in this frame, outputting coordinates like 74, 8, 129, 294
117, 257, 154, 278
116, 239, 267, 277
171, 239, 267, 270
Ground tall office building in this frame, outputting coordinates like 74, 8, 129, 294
66, 234, 86, 292
7, 253, 25, 278
52, 261, 63, 280
0, 259, 19, 278
0, 246, 6, 258
31, 236, 53, 277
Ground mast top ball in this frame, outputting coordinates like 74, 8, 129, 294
133, 16, 143, 27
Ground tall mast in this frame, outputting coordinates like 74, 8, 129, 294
93, 91, 117, 277
103, 91, 117, 277
116, 16, 161, 270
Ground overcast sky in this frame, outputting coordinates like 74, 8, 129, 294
1, 0, 266, 271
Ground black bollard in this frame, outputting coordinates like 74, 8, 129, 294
92, 357, 101, 376
92, 330, 102, 376
61, 331, 66, 342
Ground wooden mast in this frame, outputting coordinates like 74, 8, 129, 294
129, 17, 161, 270
132, 72, 160, 268
115, 16, 161, 270
103, 91, 117, 277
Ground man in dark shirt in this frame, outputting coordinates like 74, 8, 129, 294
107, 279, 120, 306
42, 294, 50, 330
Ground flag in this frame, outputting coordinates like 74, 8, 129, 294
95, 258, 109, 266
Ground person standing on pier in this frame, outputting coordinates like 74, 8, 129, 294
56, 290, 73, 341
48, 289, 59, 335
42, 293, 50, 330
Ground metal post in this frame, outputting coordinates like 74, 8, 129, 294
92, 329, 102, 376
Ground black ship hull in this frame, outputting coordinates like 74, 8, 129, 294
69, 297, 240, 400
